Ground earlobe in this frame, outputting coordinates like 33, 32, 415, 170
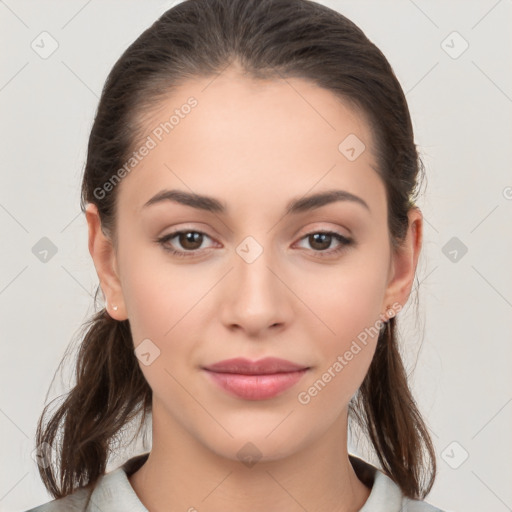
85, 203, 126, 320
382, 207, 423, 313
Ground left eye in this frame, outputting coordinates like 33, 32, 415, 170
156, 229, 354, 258
295, 231, 353, 255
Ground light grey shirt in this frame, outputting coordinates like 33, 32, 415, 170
25, 453, 447, 511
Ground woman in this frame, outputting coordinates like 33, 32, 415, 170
27, 0, 447, 510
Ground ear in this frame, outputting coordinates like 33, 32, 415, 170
381, 207, 423, 314
85, 203, 127, 320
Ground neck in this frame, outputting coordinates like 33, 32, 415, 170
128, 403, 371, 512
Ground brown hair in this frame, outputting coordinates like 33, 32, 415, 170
35, 0, 435, 503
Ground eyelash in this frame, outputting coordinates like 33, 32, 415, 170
155, 229, 354, 259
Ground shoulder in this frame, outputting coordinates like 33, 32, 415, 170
400, 496, 449, 512
401, 496, 450, 511
22, 486, 93, 512
349, 455, 450, 512
371, 469, 450, 512
24, 454, 150, 512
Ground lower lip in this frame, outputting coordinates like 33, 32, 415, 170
204, 369, 308, 400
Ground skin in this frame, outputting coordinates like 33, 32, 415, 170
86, 63, 422, 512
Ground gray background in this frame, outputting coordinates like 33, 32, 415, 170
1, 0, 511, 511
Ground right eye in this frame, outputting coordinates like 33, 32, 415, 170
155, 230, 217, 257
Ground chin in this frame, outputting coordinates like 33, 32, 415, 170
198, 425, 313, 466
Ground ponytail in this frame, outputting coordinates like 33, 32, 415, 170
35, 299, 151, 499
349, 316, 436, 499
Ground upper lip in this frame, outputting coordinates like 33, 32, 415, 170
203, 357, 309, 375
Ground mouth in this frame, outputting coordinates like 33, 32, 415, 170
202, 357, 310, 400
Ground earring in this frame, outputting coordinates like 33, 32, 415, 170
383, 304, 393, 323
106, 299, 118, 312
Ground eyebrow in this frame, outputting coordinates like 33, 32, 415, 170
142, 188, 370, 215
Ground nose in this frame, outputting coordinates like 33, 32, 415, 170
219, 243, 293, 338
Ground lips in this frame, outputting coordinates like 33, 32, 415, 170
204, 357, 308, 374
202, 357, 309, 400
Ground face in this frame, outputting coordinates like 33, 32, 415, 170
86, 64, 421, 463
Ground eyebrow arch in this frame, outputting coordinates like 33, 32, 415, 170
142, 188, 370, 215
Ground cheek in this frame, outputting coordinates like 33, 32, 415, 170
296, 287, 381, 420
119, 238, 209, 343
120, 251, 204, 413
298, 251, 389, 343
118, 243, 214, 396
293, 254, 389, 402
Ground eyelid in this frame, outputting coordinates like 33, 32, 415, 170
293, 222, 351, 239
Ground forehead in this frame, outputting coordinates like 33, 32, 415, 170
116, 67, 385, 217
